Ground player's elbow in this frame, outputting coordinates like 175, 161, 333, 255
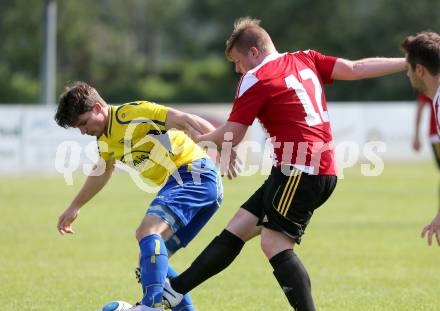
165, 108, 188, 131
332, 59, 360, 80
101, 160, 115, 177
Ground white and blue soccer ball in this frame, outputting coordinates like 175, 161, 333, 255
102, 301, 133, 311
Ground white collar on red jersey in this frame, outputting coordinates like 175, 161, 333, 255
434, 85, 440, 135
434, 85, 440, 104
237, 52, 286, 98
247, 51, 286, 74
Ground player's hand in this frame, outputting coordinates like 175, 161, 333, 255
219, 148, 242, 180
184, 126, 202, 142
421, 212, 440, 246
412, 137, 421, 152
227, 148, 242, 179
57, 206, 80, 235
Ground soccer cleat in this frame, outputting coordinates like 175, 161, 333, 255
135, 267, 142, 283
133, 269, 163, 310
127, 304, 163, 311
162, 278, 184, 308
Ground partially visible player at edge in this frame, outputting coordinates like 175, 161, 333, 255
402, 31, 440, 247
54, 81, 227, 311
412, 94, 440, 231
161, 17, 407, 311
413, 94, 439, 155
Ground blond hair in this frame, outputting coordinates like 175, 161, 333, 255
225, 17, 275, 60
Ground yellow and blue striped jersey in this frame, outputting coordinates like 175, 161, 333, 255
98, 101, 206, 185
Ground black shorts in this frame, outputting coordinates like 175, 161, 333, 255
431, 143, 440, 170
241, 166, 337, 244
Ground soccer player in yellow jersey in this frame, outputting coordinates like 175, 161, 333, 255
55, 82, 223, 311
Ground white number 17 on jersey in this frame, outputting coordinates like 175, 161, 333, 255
285, 69, 329, 126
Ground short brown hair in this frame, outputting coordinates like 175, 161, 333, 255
55, 81, 105, 128
401, 31, 440, 76
225, 17, 274, 60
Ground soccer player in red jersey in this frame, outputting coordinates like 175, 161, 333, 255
413, 94, 440, 178
402, 31, 440, 247
163, 17, 406, 310
413, 94, 440, 156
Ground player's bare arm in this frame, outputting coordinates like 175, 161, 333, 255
196, 121, 247, 179
165, 108, 216, 140
331, 57, 407, 80
57, 159, 115, 235
196, 121, 248, 147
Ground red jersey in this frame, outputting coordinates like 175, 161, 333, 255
228, 50, 337, 175
417, 94, 438, 141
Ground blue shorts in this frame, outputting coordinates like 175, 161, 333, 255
147, 158, 223, 253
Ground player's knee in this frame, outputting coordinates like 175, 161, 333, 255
135, 226, 160, 242
135, 227, 144, 242
260, 236, 274, 258
225, 210, 260, 242
260, 232, 293, 259
135, 214, 173, 242
135, 224, 152, 241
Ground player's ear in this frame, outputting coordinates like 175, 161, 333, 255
415, 64, 425, 77
249, 47, 259, 57
93, 102, 103, 113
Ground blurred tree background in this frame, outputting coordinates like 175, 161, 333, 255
1, 0, 439, 104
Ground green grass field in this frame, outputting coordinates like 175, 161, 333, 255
1, 162, 440, 310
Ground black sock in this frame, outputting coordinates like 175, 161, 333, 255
270, 249, 316, 311
170, 229, 245, 294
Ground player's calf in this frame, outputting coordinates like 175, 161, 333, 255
138, 234, 168, 307
270, 249, 315, 311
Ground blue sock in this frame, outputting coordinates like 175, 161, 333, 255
167, 266, 195, 311
139, 234, 168, 307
